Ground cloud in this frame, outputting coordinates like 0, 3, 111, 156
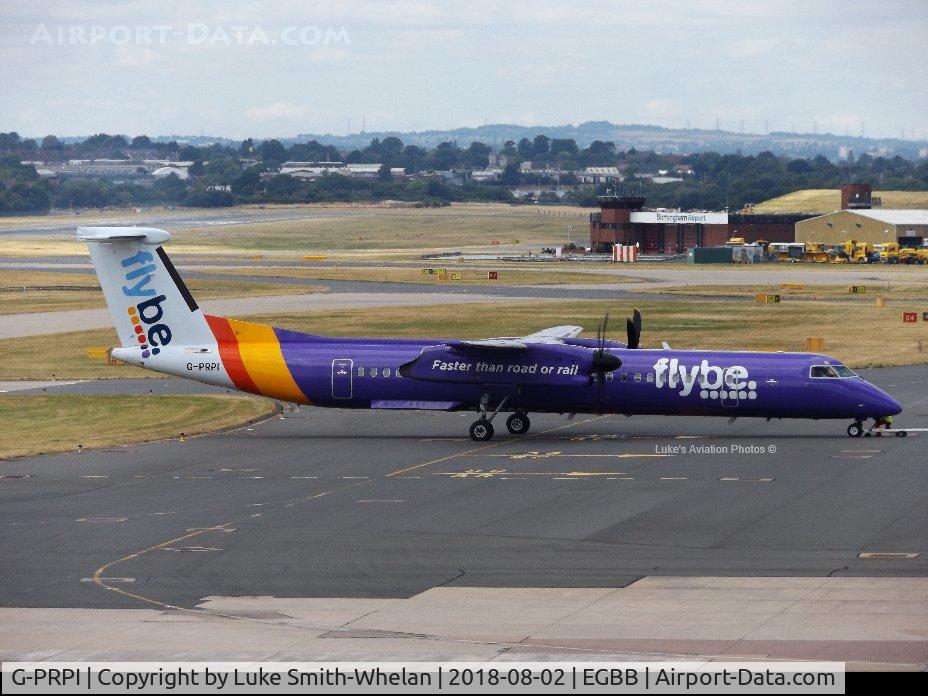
644, 99, 674, 113
245, 101, 315, 122
305, 46, 351, 64
113, 45, 160, 67
729, 38, 775, 57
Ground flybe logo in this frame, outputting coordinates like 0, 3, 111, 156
121, 250, 171, 359
653, 358, 758, 401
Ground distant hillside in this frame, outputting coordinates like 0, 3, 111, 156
291, 121, 927, 160
754, 189, 928, 213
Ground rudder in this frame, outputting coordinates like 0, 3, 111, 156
79, 227, 215, 353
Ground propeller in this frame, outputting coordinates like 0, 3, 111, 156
590, 311, 622, 387
626, 308, 642, 349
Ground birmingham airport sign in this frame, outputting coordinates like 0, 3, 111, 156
631, 212, 729, 225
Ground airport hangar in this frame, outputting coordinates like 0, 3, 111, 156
588, 194, 811, 254
795, 208, 928, 246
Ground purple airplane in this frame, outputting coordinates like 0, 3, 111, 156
81, 227, 902, 441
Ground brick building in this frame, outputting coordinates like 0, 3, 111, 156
589, 195, 809, 254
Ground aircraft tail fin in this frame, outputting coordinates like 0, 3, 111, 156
79, 227, 216, 354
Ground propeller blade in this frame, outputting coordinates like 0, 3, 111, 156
626, 318, 639, 349
633, 308, 642, 336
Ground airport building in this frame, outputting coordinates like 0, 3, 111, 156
795, 185, 928, 246
589, 195, 808, 254
796, 208, 928, 246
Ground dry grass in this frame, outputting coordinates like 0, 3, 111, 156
203, 265, 638, 286
0, 203, 591, 258
143, 204, 589, 253
642, 283, 928, 300
754, 189, 928, 213
0, 270, 325, 314
0, 394, 273, 460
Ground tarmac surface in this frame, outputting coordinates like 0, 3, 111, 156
2, 368, 927, 665
3, 366, 927, 609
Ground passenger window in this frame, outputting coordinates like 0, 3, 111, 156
371, 367, 379, 377
383, 367, 392, 377
633, 372, 642, 382
646, 373, 654, 383
357, 366, 365, 376
621, 373, 628, 382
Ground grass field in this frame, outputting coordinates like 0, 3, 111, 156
4, 298, 925, 380
0, 203, 591, 258
171, 204, 589, 253
0, 270, 325, 314
204, 265, 638, 286
643, 282, 928, 300
0, 394, 274, 460
754, 189, 928, 213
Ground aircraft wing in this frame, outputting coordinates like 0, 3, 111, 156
522, 325, 583, 342
446, 326, 584, 351
446, 338, 527, 350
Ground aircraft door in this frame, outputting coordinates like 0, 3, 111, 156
720, 367, 740, 408
331, 358, 353, 399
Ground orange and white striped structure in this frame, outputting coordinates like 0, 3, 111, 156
612, 243, 639, 262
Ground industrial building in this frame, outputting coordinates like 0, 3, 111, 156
796, 208, 928, 247
589, 194, 809, 254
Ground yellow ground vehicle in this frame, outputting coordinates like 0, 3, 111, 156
852, 242, 874, 263
828, 240, 856, 263
873, 242, 900, 264
726, 236, 746, 246
803, 242, 830, 263
899, 247, 928, 264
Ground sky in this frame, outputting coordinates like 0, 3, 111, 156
2, 0, 927, 140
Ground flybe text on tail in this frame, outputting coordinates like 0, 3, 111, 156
122, 249, 172, 357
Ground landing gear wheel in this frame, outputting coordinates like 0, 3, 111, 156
847, 422, 863, 438
470, 419, 494, 442
895, 431, 908, 437
506, 412, 530, 435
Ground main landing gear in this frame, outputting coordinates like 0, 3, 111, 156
506, 411, 531, 435
468, 396, 531, 441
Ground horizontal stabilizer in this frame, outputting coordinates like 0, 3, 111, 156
77, 226, 172, 245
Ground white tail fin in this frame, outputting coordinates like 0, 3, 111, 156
79, 227, 215, 355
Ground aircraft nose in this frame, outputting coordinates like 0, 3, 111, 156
858, 381, 902, 417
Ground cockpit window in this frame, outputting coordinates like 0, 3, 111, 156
810, 364, 856, 378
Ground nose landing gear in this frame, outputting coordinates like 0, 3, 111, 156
847, 422, 864, 437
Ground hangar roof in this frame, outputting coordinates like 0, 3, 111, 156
851, 209, 928, 225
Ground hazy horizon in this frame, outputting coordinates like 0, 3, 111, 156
2, 0, 927, 141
